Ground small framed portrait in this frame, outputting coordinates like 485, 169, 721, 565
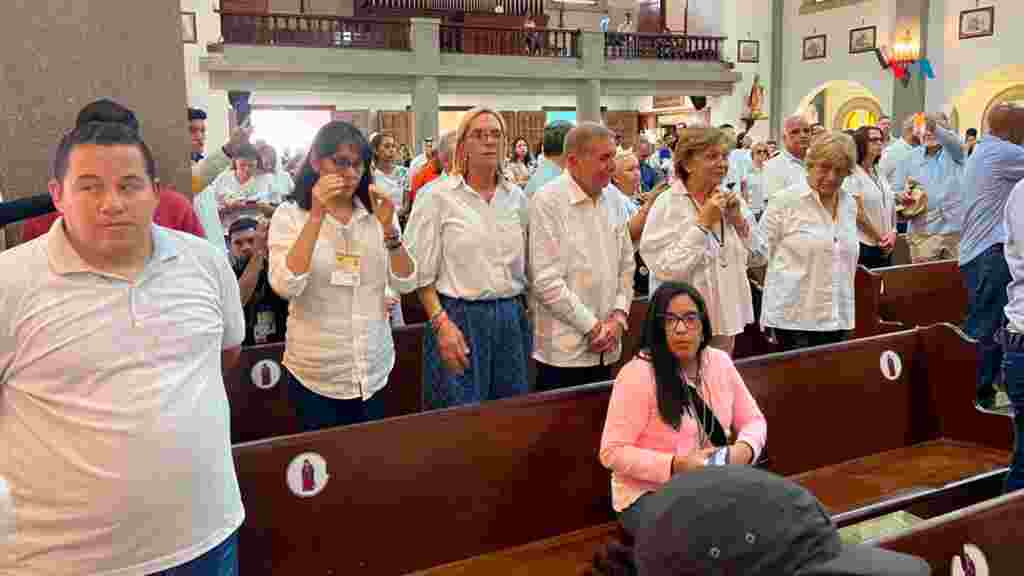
181, 11, 197, 44
737, 40, 760, 64
849, 25, 876, 54
959, 6, 994, 40
802, 34, 827, 61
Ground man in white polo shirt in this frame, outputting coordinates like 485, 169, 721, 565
0, 116, 245, 573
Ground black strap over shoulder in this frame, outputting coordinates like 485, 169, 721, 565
687, 386, 729, 447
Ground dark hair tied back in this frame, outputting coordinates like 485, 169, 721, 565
291, 121, 374, 214
54, 101, 156, 182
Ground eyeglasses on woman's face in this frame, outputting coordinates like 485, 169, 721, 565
660, 312, 701, 333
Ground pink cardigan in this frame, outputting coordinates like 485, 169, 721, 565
599, 348, 768, 512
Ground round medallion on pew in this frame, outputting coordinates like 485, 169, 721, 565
286, 452, 329, 498
952, 543, 989, 576
251, 360, 282, 390
879, 350, 903, 381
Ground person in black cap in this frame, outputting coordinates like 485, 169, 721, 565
590, 466, 931, 576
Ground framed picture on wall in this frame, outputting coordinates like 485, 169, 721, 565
959, 6, 994, 40
802, 34, 827, 61
737, 40, 760, 63
849, 25, 876, 54
181, 11, 197, 44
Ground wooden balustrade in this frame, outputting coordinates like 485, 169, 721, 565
359, 0, 544, 16
439, 24, 579, 57
605, 32, 725, 62
220, 11, 410, 50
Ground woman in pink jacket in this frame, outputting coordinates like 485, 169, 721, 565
599, 282, 767, 535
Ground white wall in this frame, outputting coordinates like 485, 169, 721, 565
781, 0, 893, 122
181, 0, 230, 153
927, 0, 1024, 132
710, 0, 772, 142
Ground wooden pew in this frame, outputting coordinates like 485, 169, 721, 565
231, 324, 1012, 574
872, 260, 968, 330
224, 323, 425, 444
876, 488, 1024, 574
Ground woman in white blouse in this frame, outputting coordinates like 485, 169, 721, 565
759, 131, 859, 352
845, 125, 897, 268
404, 107, 531, 410
639, 127, 764, 356
268, 121, 417, 430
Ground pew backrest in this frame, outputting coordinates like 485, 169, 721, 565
875, 260, 967, 328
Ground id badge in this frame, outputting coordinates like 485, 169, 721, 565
331, 253, 361, 286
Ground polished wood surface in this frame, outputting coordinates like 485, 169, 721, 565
231, 325, 1013, 575
874, 260, 968, 329
790, 440, 1008, 519
878, 489, 1024, 574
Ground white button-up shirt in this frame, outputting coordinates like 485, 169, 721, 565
639, 180, 765, 337
1004, 179, 1024, 334
759, 181, 859, 332
268, 201, 417, 400
761, 150, 807, 206
530, 172, 635, 367
405, 174, 529, 300
0, 222, 245, 574
843, 164, 896, 247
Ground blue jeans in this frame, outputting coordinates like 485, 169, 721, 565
961, 244, 1012, 399
1003, 337, 1024, 493
287, 369, 387, 431
148, 532, 238, 576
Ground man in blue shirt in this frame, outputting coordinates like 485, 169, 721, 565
892, 114, 965, 263
960, 104, 1024, 406
636, 139, 662, 193
524, 120, 574, 197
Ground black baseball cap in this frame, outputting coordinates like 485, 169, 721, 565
633, 466, 930, 576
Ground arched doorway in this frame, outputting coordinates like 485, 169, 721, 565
797, 80, 883, 131
951, 64, 1024, 134
983, 84, 1024, 130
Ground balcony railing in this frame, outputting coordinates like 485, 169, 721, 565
605, 32, 725, 62
220, 12, 411, 50
440, 24, 579, 58
360, 0, 544, 16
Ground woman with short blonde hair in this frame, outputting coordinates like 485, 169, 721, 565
759, 131, 859, 351
638, 127, 764, 356
404, 106, 532, 409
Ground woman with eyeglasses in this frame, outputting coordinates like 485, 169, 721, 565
599, 282, 767, 536
405, 107, 531, 410
759, 131, 859, 351
639, 127, 765, 357
268, 121, 417, 430
844, 125, 897, 268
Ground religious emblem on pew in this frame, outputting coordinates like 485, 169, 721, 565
951, 543, 989, 576
287, 452, 329, 498
880, 350, 903, 381
251, 359, 282, 390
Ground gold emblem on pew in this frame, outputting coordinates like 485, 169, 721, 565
880, 350, 903, 381
287, 452, 329, 498
951, 543, 989, 576
251, 359, 282, 390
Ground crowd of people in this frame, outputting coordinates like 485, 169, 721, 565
2, 93, 1024, 574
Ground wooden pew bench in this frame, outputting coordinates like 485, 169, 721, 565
231, 324, 1011, 575
876, 487, 1024, 573
872, 260, 968, 330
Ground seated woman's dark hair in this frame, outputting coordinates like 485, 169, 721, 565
638, 282, 713, 430
54, 100, 155, 181
291, 120, 373, 213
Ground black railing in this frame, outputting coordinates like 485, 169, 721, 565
220, 12, 411, 50
439, 24, 579, 58
360, 0, 544, 16
605, 32, 725, 62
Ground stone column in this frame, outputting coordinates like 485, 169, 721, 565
413, 76, 440, 154
577, 79, 603, 124
0, 1, 190, 216
769, 0, 785, 140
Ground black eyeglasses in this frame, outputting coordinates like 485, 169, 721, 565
659, 312, 701, 333
326, 155, 365, 172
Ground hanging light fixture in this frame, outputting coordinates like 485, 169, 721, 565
890, 29, 919, 66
